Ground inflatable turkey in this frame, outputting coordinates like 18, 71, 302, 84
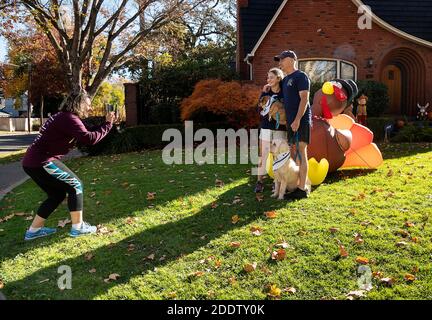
308, 79, 383, 173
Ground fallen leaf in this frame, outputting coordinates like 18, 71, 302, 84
355, 257, 369, 265
244, 262, 257, 273
250, 226, 263, 236
265, 211, 277, 219
215, 179, 224, 187
0, 214, 15, 224
271, 249, 287, 261
339, 245, 349, 258
404, 221, 415, 228
229, 276, 237, 285
412, 266, 420, 273
231, 215, 240, 224
96, 225, 111, 235
192, 271, 205, 277
127, 244, 135, 252
346, 290, 365, 300
229, 241, 241, 248
275, 241, 290, 249
404, 274, 416, 282
214, 260, 222, 268
255, 194, 264, 202
380, 277, 396, 287
146, 253, 155, 260
104, 273, 120, 283
267, 284, 282, 298
146, 192, 156, 200
211, 202, 218, 209
354, 233, 364, 244
39, 279, 50, 284
58, 218, 72, 228
24, 216, 34, 221
387, 169, 394, 177
126, 217, 138, 225
89, 268, 97, 273
166, 291, 177, 299
283, 287, 296, 294
85, 253, 94, 261
329, 227, 339, 233
396, 241, 408, 247
411, 236, 419, 243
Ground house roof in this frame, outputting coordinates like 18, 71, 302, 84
239, 0, 284, 58
240, 0, 432, 57
362, 0, 432, 44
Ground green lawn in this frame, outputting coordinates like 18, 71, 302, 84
0, 143, 431, 300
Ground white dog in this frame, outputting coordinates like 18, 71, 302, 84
270, 139, 311, 200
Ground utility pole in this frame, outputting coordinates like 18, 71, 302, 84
27, 63, 32, 133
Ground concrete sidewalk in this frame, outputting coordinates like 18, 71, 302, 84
0, 149, 84, 201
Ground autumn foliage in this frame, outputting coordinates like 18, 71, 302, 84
180, 79, 262, 128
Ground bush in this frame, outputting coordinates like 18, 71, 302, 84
180, 79, 261, 129
366, 117, 394, 141
78, 118, 232, 155
355, 80, 389, 117
391, 122, 432, 142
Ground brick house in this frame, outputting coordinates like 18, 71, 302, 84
236, 0, 432, 116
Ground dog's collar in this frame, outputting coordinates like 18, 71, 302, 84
273, 152, 290, 171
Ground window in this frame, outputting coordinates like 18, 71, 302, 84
299, 59, 357, 82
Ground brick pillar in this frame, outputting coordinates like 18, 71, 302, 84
124, 83, 139, 127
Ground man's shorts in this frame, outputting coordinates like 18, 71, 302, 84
287, 121, 311, 145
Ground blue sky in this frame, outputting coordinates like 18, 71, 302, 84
0, 36, 7, 62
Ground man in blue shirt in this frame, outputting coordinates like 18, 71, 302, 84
274, 50, 312, 199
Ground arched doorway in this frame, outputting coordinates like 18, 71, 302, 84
380, 48, 426, 116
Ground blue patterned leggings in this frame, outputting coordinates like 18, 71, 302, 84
23, 160, 83, 219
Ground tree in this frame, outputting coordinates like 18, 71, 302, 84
91, 81, 125, 117
9, 0, 207, 98
180, 79, 261, 128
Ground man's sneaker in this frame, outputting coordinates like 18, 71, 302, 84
24, 227, 57, 241
69, 221, 97, 238
254, 181, 264, 193
285, 188, 309, 200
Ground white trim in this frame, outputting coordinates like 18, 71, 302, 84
244, 0, 432, 62
248, 0, 289, 57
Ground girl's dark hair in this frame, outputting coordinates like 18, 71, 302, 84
59, 90, 90, 118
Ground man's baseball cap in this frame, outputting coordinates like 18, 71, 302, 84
274, 50, 297, 61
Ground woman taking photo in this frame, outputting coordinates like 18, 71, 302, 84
22, 91, 115, 240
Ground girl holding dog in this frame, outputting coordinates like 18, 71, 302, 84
255, 68, 287, 193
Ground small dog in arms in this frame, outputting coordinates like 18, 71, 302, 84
270, 139, 311, 200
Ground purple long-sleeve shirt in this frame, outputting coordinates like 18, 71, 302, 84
22, 112, 113, 167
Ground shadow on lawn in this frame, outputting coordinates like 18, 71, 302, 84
0, 161, 251, 262
378, 142, 432, 160
3, 180, 292, 300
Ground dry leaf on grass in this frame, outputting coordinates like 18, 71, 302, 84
404, 274, 416, 282
355, 257, 369, 265
283, 287, 296, 294
329, 227, 339, 233
146, 253, 155, 261
84, 253, 94, 261
255, 194, 264, 202
265, 211, 277, 219
104, 273, 120, 283
267, 284, 282, 298
339, 245, 349, 258
215, 179, 224, 188
89, 268, 97, 274
250, 226, 263, 236
354, 233, 364, 244
271, 249, 287, 261
229, 241, 241, 248
231, 215, 240, 224
244, 262, 257, 273
380, 277, 396, 287
346, 290, 366, 300
146, 192, 156, 200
